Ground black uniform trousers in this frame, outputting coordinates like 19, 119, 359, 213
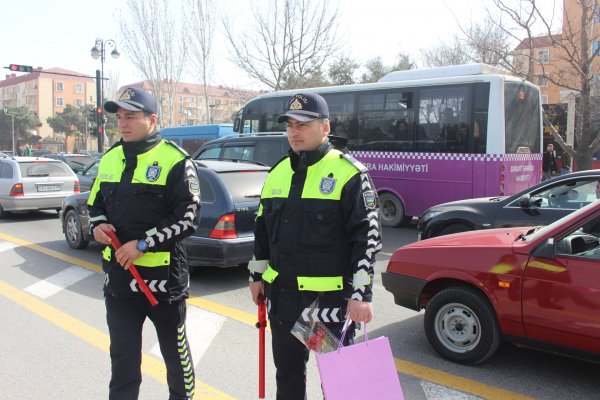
105, 294, 194, 400
270, 315, 354, 400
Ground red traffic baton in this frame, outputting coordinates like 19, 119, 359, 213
256, 295, 267, 398
106, 231, 158, 307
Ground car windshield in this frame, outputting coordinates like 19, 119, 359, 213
19, 161, 73, 177
525, 199, 600, 241
65, 156, 95, 168
217, 170, 268, 202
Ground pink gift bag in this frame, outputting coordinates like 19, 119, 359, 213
316, 320, 404, 400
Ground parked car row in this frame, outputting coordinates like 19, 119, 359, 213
60, 160, 270, 271
0, 156, 80, 217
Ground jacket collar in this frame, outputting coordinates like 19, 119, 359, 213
289, 139, 332, 171
121, 130, 161, 160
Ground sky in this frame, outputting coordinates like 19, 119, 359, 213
1, 0, 557, 94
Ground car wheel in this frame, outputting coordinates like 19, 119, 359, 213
439, 223, 472, 237
0, 203, 7, 219
64, 209, 89, 249
424, 286, 501, 364
379, 192, 410, 227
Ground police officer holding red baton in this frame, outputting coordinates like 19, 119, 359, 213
88, 87, 200, 400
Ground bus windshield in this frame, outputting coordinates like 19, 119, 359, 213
235, 64, 543, 227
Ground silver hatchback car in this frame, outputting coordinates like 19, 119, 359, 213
0, 156, 80, 217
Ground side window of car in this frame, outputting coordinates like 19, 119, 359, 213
256, 139, 287, 165
0, 161, 13, 179
197, 145, 222, 159
557, 215, 600, 257
86, 163, 99, 177
223, 145, 253, 161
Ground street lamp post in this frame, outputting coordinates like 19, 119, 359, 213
3, 109, 15, 155
91, 38, 120, 152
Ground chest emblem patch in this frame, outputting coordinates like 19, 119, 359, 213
319, 177, 337, 195
146, 164, 162, 182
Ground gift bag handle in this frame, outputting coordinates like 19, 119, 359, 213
338, 318, 369, 351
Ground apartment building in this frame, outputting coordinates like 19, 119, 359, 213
0, 68, 96, 138
512, 0, 600, 105
121, 81, 261, 127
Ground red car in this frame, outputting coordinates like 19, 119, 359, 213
382, 200, 600, 364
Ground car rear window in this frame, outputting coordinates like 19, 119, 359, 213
218, 171, 268, 202
19, 161, 73, 177
65, 156, 95, 169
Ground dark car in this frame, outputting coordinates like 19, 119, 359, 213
46, 153, 96, 173
193, 133, 289, 166
383, 199, 600, 365
76, 161, 98, 193
60, 160, 270, 270
193, 133, 349, 166
418, 170, 600, 240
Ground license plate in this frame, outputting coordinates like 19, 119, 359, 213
37, 184, 61, 192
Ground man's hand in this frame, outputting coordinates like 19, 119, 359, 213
92, 223, 116, 245
115, 240, 143, 270
346, 299, 373, 323
249, 281, 264, 306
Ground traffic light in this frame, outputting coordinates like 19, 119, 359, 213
88, 108, 97, 122
96, 107, 104, 125
8, 64, 33, 73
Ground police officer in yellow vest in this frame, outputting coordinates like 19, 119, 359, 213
88, 87, 200, 400
249, 93, 382, 399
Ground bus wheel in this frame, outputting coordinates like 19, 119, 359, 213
379, 193, 409, 227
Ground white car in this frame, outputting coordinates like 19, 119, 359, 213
0, 156, 80, 217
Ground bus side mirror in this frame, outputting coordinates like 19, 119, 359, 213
233, 116, 241, 133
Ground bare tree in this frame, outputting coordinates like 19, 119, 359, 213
105, 71, 121, 102
222, 0, 342, 90
184, 0, 215, 124
421, 36, 470, 67
118, 0, 187, 126
422, 16, 512, 68
492, 0, 600, 170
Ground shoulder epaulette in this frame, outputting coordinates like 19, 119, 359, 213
340, 152, 368, 173
269, 154, 290, 172
163, 139, 190, 157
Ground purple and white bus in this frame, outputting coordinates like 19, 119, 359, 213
234, 64, 543, 226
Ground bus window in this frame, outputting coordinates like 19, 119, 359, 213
504, 82, 541, 154
321, 93, 355, 145
263, 98, 287, 132
418, 86, 469, 152
357, 90, 415, 150
473, 83, 490, 154
181, 139, 207, 155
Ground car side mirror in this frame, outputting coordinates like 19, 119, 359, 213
532, 237, 555, 259
518, 194, 531, 208
233, 117, 241, 133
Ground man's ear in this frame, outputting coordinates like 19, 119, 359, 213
322, 120, 331, 136
149, 113, 158, 128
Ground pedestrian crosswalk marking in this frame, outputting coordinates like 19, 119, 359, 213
24, 265, 94, 299
150, 306, 226, 365
421, 381, 484, 400
0, 241, 18, 253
